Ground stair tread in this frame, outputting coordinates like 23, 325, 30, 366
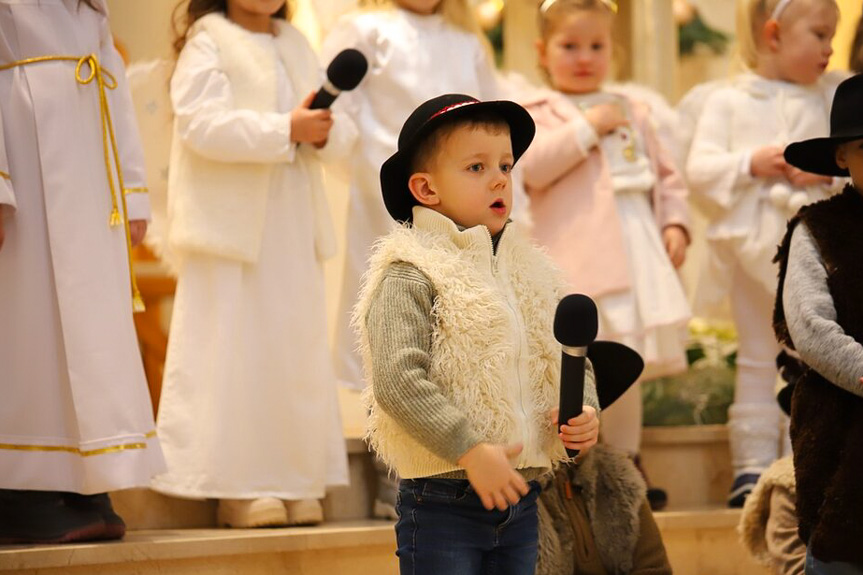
0, 520, 395, 571
0, 506, 748, 572
653, 506, 742, 529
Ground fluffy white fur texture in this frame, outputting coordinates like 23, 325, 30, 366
168, 13, 336, 263
354, 210, 568, 478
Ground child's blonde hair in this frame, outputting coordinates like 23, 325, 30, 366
537, 0, 616, 41
360, 0, 487, 43
735, 0, 837, 70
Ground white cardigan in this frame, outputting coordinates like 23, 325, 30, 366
167, 14, 351, 263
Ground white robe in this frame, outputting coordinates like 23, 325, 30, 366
0, 0, 164, 493
151, 26, 349, 500
322, 9, 502, 390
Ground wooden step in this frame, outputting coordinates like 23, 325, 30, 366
0, 508, 771, 574
113, 437, 376, 530
657, 508, 771, 575
0, 521, 397, 575
641, 424, 733, 509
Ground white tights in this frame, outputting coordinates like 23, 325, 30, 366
728, 270, 786, 476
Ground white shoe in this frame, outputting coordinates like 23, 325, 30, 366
283, 499, 323, 526
217, 498, 288, 528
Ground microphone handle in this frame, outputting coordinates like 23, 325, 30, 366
559, 353, 585, 459
309, 86, 338, 110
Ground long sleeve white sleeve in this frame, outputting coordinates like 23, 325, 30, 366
686, 89, 755, 214
171, 32, 297, 164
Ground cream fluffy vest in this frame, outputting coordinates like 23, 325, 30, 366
355, 208, 567, 478
167, 14, 335, 263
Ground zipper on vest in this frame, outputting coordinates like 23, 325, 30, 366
486, 225, 532, 468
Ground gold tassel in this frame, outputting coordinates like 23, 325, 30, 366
132, 291, 146, 313
109, 208, 122, 227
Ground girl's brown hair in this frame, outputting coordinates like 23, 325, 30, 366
538, 0, 615, 41
172, 0, 291, 57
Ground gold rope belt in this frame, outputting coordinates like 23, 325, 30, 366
0, 54, 144, 311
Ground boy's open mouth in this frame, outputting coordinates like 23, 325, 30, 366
490, 199, 506, 209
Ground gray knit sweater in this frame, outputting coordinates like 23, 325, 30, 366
783, 223, 863, 397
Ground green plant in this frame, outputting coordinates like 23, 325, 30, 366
643, 319, 737, 426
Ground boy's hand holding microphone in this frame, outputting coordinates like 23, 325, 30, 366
459, 294, 603, 512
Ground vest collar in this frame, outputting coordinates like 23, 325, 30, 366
411, 206, 510, 255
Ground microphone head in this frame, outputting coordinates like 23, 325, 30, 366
326, 49, 369, 91
553, 294, 598, 347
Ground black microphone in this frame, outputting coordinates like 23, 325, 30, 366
310, 49, 368, 110
553, 294, 598, 458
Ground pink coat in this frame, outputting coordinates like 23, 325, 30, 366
520, 90, 690, 298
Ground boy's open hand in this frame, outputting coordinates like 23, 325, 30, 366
458, 442, 530, 511
291, 91, 333, 148
550, 406, 599, 453
584, 102, 629, 137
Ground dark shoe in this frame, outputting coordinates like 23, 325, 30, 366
646, 486, 669, 512
0, 489, 105, 544
727, 473, 760, 508
62, 493, 126, 541
631, 454, 668, 511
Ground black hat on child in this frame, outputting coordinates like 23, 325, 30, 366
380, 94, 536, 223
785, 73, 863, 177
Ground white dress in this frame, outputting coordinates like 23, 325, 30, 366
322, 9, 502, 390
151, 30, 348, 500
0, 0, 164, 493
569, 92, 691, 378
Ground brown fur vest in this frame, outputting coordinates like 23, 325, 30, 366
774, 185, 863, 563
536, 444, 672, 575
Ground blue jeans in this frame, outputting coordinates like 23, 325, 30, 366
806, 548, 863, 575
395, 478, 541, 575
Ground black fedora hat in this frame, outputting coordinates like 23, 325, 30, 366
380, 94, 536, 223
785, 73, 863, 177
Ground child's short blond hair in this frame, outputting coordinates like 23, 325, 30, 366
537, 0, 616, 41
360, 0, 490, 51
735, 0, 838, 70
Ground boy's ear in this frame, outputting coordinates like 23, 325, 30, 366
763, 19, 781, 52
835, 143, 849, 170
408, 173, 440, 207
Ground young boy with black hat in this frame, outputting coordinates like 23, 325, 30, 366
353, 94, 601, 574
774, 73, 863, 574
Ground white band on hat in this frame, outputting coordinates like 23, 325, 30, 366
769, 0, 793, 21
